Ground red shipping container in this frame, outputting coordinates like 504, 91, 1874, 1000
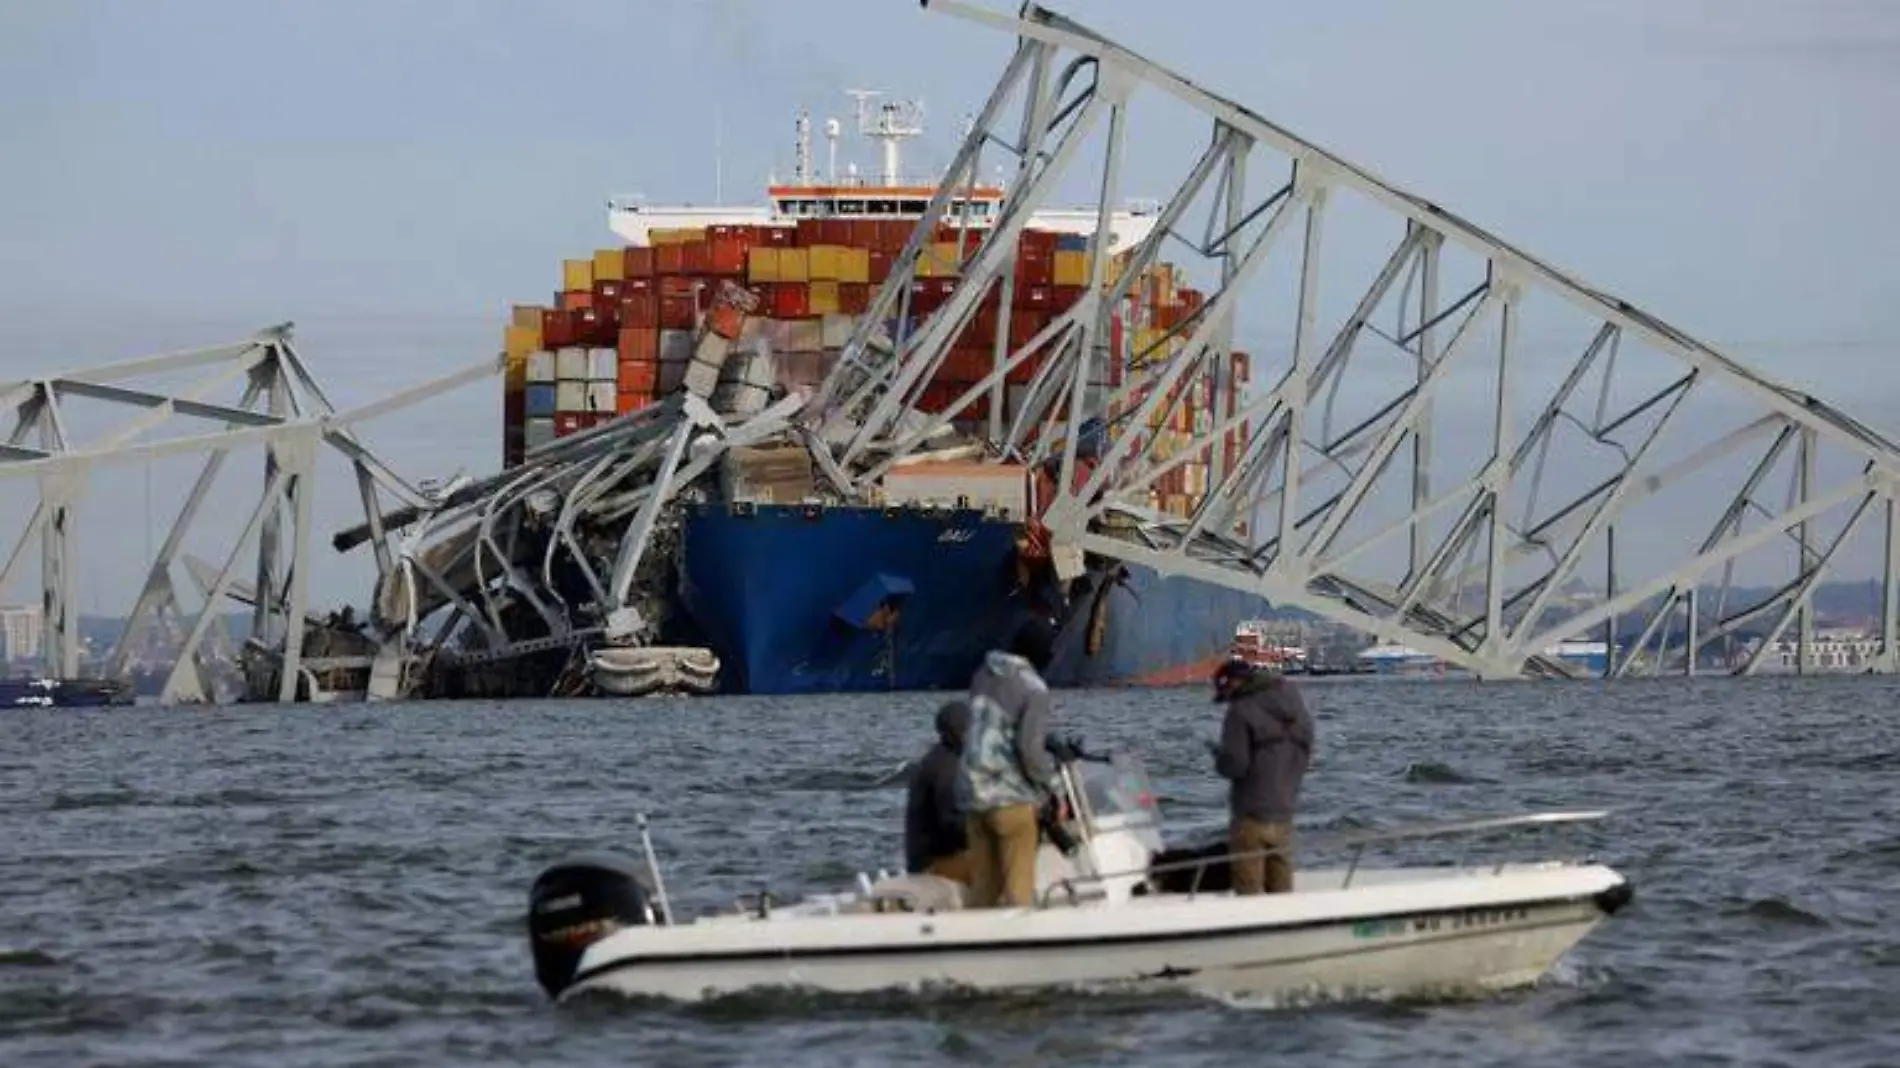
708, 235, 746, 275
695, 281, 719, 313
595, 300, 620, 334
818, 219, 850, 245
761, 226, 796, 247
557, 290, 595, 312
619, 290, 658, 329
655, 243, 685, 275
618, 326, 657, 363
617, 358, 658, 394
771, 282, 810, 319
616, 390, 652, 416
838, 282, 871, 314
682, 240, 711, 275
1007, 351, 1041, 385
659, 295, 697, 330
542, 308, 575, 348
869, 250, 893, 283
555, 412, 587, 437
1020, 229, 1057, 260
658, 275, 695, 299
796, 218, 824, 247
1051, 285, 1085, 313
706, 302, 745, 340
624, 245, 655, 278
572, 307, 610, 345
592, 278, 623, 305
1015, 254, 1054, 289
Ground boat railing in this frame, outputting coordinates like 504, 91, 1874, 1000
1036, 808, 1613, 908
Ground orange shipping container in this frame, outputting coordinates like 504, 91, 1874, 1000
623, 245, 655, 278
618, 326, 657, 363
709, 234, 747, 275
706, 302, 745, 340
558, 290, 594, 312
617, 358, 658, 394
616, 389, 653, 415
655, 243, 685, 275
682, 240, 711, 275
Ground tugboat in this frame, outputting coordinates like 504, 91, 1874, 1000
1228, 620, 1308, 674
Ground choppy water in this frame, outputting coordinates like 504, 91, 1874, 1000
3, 675, 1898, 1067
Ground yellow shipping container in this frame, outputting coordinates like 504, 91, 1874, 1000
808, 245, 844, 281
504, 324, 541, 359
1133, 327, 1167, 363
808, 279, 841, 316
840, 247, 871, 285
925, 242, 962, 276
649, 227, 705, 246
593, 248, 625, 282
1053, 250, 1088, 288
504, 353, 528, 391
748, 247, 781, 283
512, 305, 543, 329
562, 259, 594, 292
779, 248, 811, 283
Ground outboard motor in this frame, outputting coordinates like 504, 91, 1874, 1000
526, 852, 666, 999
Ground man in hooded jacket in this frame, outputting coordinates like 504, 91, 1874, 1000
904, 700, 973, 883
960, 618, 1062, 908
1209, 658, 1315, 895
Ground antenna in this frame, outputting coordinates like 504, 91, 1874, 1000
794, 109, 812, 185
824, 118, 842, 184
846, 89, 924, 187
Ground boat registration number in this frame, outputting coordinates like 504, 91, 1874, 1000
1351, 905, 1533, 940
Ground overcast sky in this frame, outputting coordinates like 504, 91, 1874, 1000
1, 0, 1896, 618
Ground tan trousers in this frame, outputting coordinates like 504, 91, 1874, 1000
965, 803, 1041, 907
1230, 816, 1294, 895
923, 850, 972, 886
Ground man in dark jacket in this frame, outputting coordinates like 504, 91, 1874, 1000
904, 700, 973, 883
1209, 657, 1315, 895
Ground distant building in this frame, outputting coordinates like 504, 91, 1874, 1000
1766, 628, 1882, 672
0, 604, 43, 665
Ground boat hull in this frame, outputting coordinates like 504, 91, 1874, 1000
561, 866, 1630, 1003
673, 503, 1275, 695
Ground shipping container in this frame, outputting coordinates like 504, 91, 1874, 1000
623, 245, 655, 278
808, 279, 841, 316
780, 248, 812, 283
748, 246, 780, 283
707, 302, 745, 340
525, 417, 556, 452
1053, 249, 1088, 287
555, 412, 587, 437
586, 380, 616, 413
617, 358, 658, 394
593, 248, 625, 282
551, 347, 584, 380
787, 318, 825, 353
616, 389, 653, 416
526, 350, 557, 383
505, 324, 541, 359
563, 259, 594, 293
525, 383, 557, 418
839, 246, 871, 285
512, 304, 545, 329
555, 381, 588, 412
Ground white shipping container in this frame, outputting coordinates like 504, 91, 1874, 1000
587, 381, 616, 413
821, 313, 858, 350
788, 319, 825, 353
588, 347, 617, 382
524, 417, 556, 451
555, 347, 589, 381
881, 462, 1029, 517
683, 358, 722, 399
526, 350, 557, 384
555, 381, 588, 412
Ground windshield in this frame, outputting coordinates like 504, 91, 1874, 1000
1077, 752, 1162, 838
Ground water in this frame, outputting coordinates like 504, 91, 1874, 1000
3, 675, 1897, 1067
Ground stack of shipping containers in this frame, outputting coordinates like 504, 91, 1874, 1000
497, 220, 1251, 521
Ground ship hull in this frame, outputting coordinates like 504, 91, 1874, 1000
675, 504, 1273, 695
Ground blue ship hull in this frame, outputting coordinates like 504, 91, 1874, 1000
673, 504, 1275, 695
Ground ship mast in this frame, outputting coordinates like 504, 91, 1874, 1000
847, 89, 923, 187
793, 109, 813, 185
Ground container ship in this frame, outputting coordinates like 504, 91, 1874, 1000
490, 95, 1274, 695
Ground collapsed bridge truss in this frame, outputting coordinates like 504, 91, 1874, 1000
812, 0, 1900, 678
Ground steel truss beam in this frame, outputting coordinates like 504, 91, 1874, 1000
799, 0, 1900, 679
0, 326, 493, 702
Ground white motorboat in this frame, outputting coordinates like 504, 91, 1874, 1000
525, 740, 1633, 1004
